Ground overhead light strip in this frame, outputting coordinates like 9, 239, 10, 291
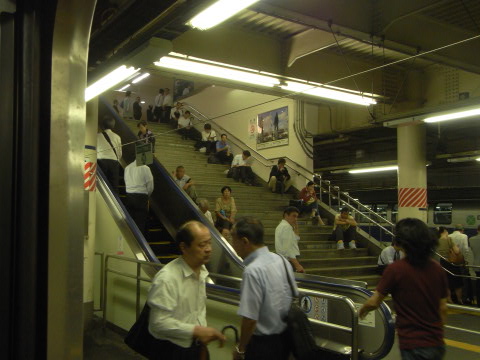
131, 73, 150, 84
85, 65, 139, 101
349, 165, 398, 174
154, 54, 378, 105
423, 107, 480, 123
187, 0, 260, 31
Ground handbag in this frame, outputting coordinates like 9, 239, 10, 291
279, 256, 320, 360
124, 303, 156, 357
447, 241, 465, 265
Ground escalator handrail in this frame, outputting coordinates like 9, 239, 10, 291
96, 166, 159, 263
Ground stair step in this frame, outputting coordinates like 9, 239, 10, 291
148, 241, 171, 245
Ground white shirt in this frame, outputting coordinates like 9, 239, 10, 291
148, 257, 208, 348
154, 94, 164, 107
177, 116, 191, 128
275, 219, 300, 259
203, 210, 214, 224
231, 154, 244, 167
201, 130, 217, 142
122, 96, 133, 117
171, 107, 184, 119
377, 246, 403, 265
450, 231, 469, 256
124, 162, 154, 195
162, 94, 173, 107
97, 129, 122, 161
174, 174, 191, 189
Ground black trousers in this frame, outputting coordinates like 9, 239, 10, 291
331, 226, 356, 243
178, 127, 194, 139
148, 339, 209, 360
215, 151, 233, 164
162, 106, 172, 123
125, 193, 149, 235
245, 331, 291, 360
195, 140, 216, 153
153, 106, 162, 121
97, 159, 119, 193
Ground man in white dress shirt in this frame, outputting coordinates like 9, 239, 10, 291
162, 88, 173, 123
153, 88, 164, 122
124, 160, 153, 235
275, 206, 304, 273
147, 221, 225, 358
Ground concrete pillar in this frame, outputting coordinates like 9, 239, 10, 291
397, 124, 428, 222
83, 99, 98, 330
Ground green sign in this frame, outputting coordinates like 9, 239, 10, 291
466, 215, 476, 226
136, 143, 153, 166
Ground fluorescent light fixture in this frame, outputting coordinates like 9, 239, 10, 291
447, 156, 480, 163
349, 165, 398, 174
132, 73, 150, 84
118, 84, 131, 91
188, 0, 260, 30
280, 81, 376, 106
477, 157, 480, 162
85, 65, 139, 101
141, 101, 146, 104
154, 56, 280, 87
423, 107, 480, 123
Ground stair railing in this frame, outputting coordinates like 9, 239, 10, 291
183, 102, 395, 240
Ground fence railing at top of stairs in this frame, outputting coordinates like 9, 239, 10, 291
182, 102, 395, 242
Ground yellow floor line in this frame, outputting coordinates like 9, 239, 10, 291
447, 308, 480, 317
445, 339, 480, 353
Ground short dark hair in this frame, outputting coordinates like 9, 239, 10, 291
176, 165, 184, 171
101, 115, 115, 130
233, 217, 264, 245
283, 206, 299, 216
137, 120, 147, 127
395, 218, 438, 267
184, 110, 191, 115
159, 89, 164, 93
454, 224, 464, 231
221, 133, 227, 138
174, 111, 180, 118
176, 221, 207, 248
221, 186, 232, 194
307, 181, 314, 186
340, 207, 350, 214
242, 150, 251, 157
216, 222, 232, 232
126, 90, 131, 96
204, 123, 212, 130
277, 158, 286, 165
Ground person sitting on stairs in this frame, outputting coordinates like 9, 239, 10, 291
173, 166, 198, 204
214, 134, 233, 164
198, 198, 214, 225
215, 186, 236, 228
299, 181, 325, 225
268, 158, 293, 193
332, 207, 357, 250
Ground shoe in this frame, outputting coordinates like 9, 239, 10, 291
337, 241, 345, 250
349, 242, 357, 249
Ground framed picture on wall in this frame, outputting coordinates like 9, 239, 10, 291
256, 106, 289, 149
173, 79, 194, 101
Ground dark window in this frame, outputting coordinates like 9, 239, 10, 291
434, 203, 452, 225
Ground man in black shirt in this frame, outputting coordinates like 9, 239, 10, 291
268, 158, 292, 193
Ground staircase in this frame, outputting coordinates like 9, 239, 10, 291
125, 120, 380, 286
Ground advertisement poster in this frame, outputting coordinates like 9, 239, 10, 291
256, 106, 289, 149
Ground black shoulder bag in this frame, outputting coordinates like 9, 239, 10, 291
279, 256, 320, 360
124, 303, 156, 357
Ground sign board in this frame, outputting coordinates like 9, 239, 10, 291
354, 303, 375, 327
301, 295, 328, 322
136, 143, 153, 166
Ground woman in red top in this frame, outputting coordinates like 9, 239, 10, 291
299, 181, 324, 225
360, 218, 448, 360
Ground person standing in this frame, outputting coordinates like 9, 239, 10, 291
121, 90, 133, 120
137, 121, 155, 153
469, 226, 480, 307
124, 161, 154, 235
147, 221, 226, 359
360, 218, 448, 360
173, 166, 198, 204
153, 89, 164, 122
450, 224, 472, 303
162, 88, 173, 123
133, 96, 142, 120
147, 105, 154, 123
275, 206, 304, 273
331, 207, 357, 250
437, 227, 463, 304
97, 115, 122, 192
268, 158, 292, 193
112, 99, 120, 114
231, 217, 297, 360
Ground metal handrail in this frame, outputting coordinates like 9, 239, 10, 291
101, 254, 360, 360
435, 251, 480, 274
183, 103, 315, 183
94, 252, 105, 312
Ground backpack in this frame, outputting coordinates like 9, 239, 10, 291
207, 154, 221, 164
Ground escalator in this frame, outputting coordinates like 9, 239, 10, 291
96, 96, 395, 359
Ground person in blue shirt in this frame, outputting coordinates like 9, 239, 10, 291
215, 134, 233, 164
231, 217, 297, 360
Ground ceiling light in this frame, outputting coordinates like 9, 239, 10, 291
423, 107, 480, 123
85, 65, 140, 101
140, 101, 146, 104
447, 156, 480, 163
188, 0, 260, 30
349, 165, 398, 174
154, 56, 280, 87
477, 157, 480, 162
280, 81, 376, 106
118, 84, 131, 91
132, 73, 150, 84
